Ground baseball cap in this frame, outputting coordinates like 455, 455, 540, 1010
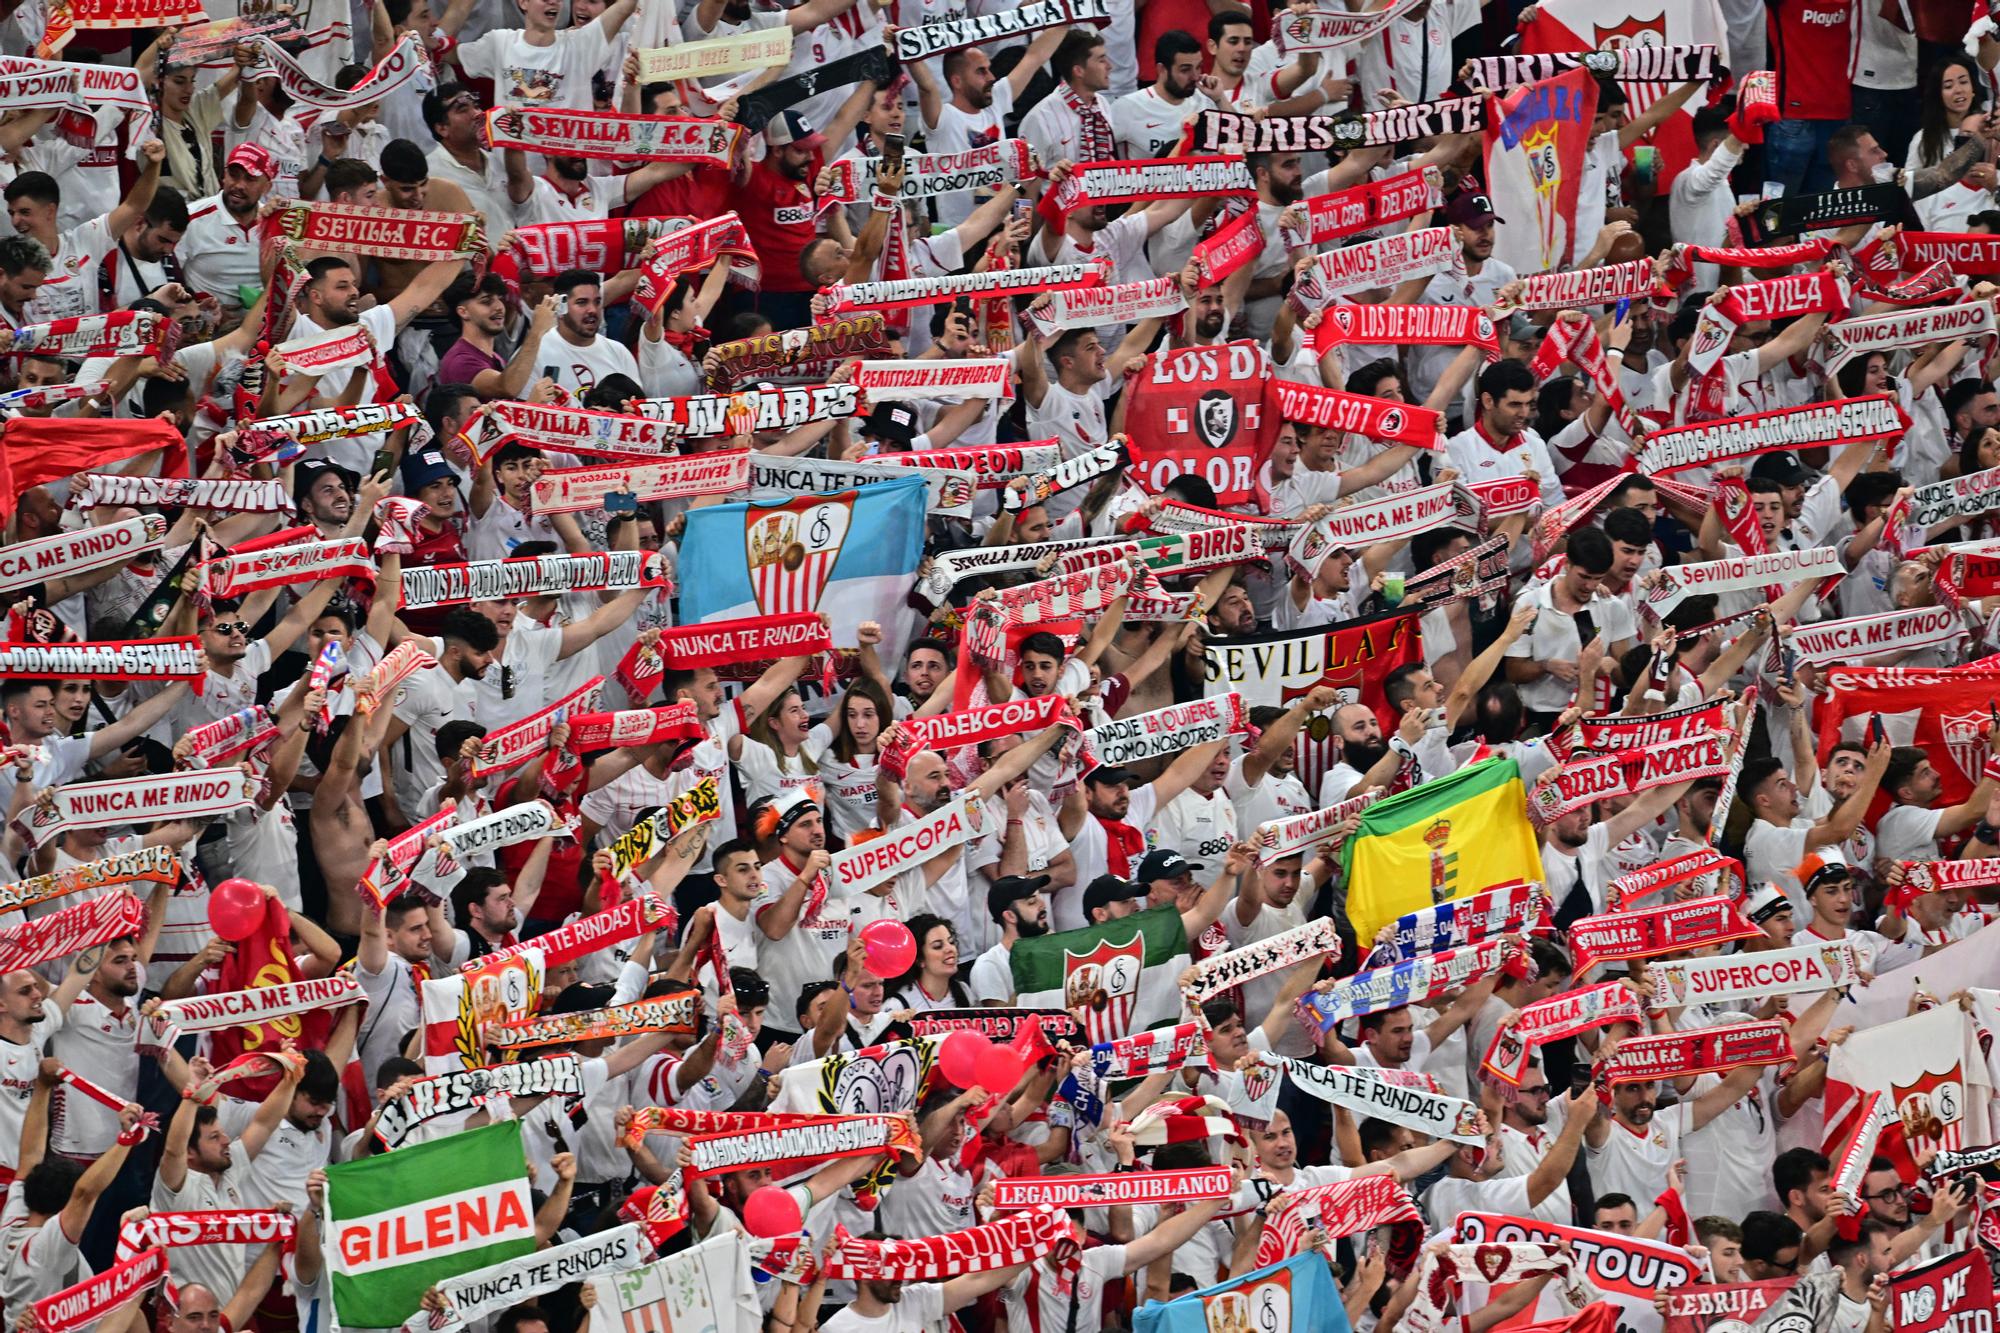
1744, 883, 1794, 924
987, 873, 1051, 924
401, 448, 458, 493
1445, 187, 1503, 227
1081, 873, 1143, 917
294, 459, 357, 506
1795, 852, 1852, 897
1134, 849, 1192, 883
863, 401, 918, 445
1083, 764, 1135, 788
765, 110, 825, 150
1751, 450, 1811, 487
227, 143, 279, 180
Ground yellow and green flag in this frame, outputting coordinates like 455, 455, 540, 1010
1339, 758, 1542, 945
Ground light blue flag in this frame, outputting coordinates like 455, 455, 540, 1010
1134, 1252, 1348, 1333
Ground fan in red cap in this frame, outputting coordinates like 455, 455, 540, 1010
226, 143, 279, 180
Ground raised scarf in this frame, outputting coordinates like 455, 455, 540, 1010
0, 636, 200, 680
1023, 275, 1185, 340
400, 550, 670, 608
1266, 379, 1443, 445
1493, 257, 1658, 313
1603, 847, 1741, 911
994, 1168, 1232, 1210
605, 780, 722, 874
469, 676, 603, 778
1482, 982, 1647, 1086
71, 474, 293, 513
1191, 203, 1264, 286
1528, 732, 1734, 825
1290, 227, 1460, 309
1184, 919, 1338, 1004
1568, 897, 1762, 977
1788, 604, 1963, 667
1369, 882, 1549, 963
0, 847, 176, 917
0, 891, 146, 970
1085, 692, 1249, 769
825, 139, 1035, 204
496, 217, 682, 287
1819, 297, 1995, 376
247, 32, 425, 118
6, 309, 172, 358
1528, 311, 1643, 440
1278, 165, 1442, 249
1271, 0, 1425, 49
1687, 271, 1852, 378
530, 453, 748, 515
182, 706, 279, 769
826, 1207, 1075, 1280
486, 106, 740, 164
849, 357, 1013, 402
705, 313, 889, 389
1643, 546, 1844, 615
465, 399, 684, 462
822, 261, 1106, 315
261, 199, 485, 264
1463, 44, 1719, 88
1280, 1060, 1485, 1144
1254, 1174, 1424, 1271
1286, 483, 1470, 574
1594, 1020, 1793, 1088
1299, 937, 1514, 1032
629, 213, 759, 312
1311, 302, 1499, 361
629, 381, 863, 434
1039, 153, 1252, 229
0, 514, 168, 595
490, 993, 699, 1049
622, 1107, 918, 1175
204, 536, 376, 598
18, 772, 253, 849
655, 613, 829, 669
892, 0, 1107, 59
1647, 941, 1859, 1008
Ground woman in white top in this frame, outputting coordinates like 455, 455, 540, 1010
887, 914, 971, 1012
735, 685, 824, 807
817, 676, 889, 842
1906, 56, 1998, 231
636, 260, 730, 399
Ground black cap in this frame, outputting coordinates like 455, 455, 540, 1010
1134, 848, 1192, 883
987, 873, 1051, 924
863, 401, 918, 445
1750, 450, 1810, 487
1082, 873, 1143, 916
1083, 764, 1135, 787
294, 459, 357, 506
1444, 187, 1503, 227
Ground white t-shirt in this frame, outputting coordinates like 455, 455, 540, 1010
1111, 85, 1200, 160
822, 1280, 946, 1333
1004, 1244, 1128, 1333
535, 328, 641, 397
457, 20, 615, 110
0, 1009, 60, 1187
49, 992, 138, 1156
1585, 1100, 1693, 1208
28, 214, 116, 322
1874, 804, 1945, 863
153, 1161, 256, 1296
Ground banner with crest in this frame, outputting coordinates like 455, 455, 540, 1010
420, 948, 545, 1076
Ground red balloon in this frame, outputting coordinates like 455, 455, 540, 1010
207, 878, 266, 943
858, 919, 916, 978
742, 1184, 802, 1238
974, 1046, 1023, 1095
939, 1030, 991, 1087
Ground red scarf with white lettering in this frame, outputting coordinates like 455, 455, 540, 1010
827, 1207, 1076, 1280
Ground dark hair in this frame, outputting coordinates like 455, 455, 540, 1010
889, 913, 969, 1003
1410, 527, 1467, 571
1601, 506, 1652, 550
1153, 29, 1201, 67
3, 172, 58, 209
305, 254, 353, 286
146, 186, 190, 232
1477, 358, 1536, 405
1739, 1210, 1803, 1263
385, 892, 429, 929
1162, 473, 1217, 506
1691, 104, 1731, 148
1053, 28, 1104, 83
729, 967, 770, 1010
298, 1049, 340, 1103
19, 1159, 82, 1217
450, 867, 509, 925
710, 837, 759, 870
1772, 1148, 1830, 1207
1739, 755, 1788, 807
1592, 1192, 1638, 1219
1383, 662, 1427, 711
1844, 468, 1903, 520
1919, 56, 1987, 164
1527, 937, 1569, 982
1606, 474, 1658, 507
1693, 1215, 1743, 1244
325, 159, 379, 199
795, 979, 838, 1021
1346, 357, 1401, 397
440, 607, 500, 653
553, 267, 600, 296
1018, 630, 1065, 663
1944, 377, 1995, 429
1356, 1116, 1404, 1158
422, 82, 471, 136
1536, 375, 1582, 438
584, 375, 642, 412
380, 138, 430, 185
425, 383, 479, 437
1565, 525, 1614, 576
377, 1056, 423, 1088
1884, 745, 1931, 799
1198, 999, 1240, 1030
496, 1306, 551, 1333
1207, 9, 1251, 38
435, 718, 485, 762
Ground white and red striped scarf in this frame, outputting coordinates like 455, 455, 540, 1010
1125, 1094, 1241, 1145
8, 309, 172, 359
826, 1207, 1075, 1280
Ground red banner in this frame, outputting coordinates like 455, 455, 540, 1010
1121, 340, 1274, 506
1661, 1280, 1795, 1333
1569, 896, 1762, 977
1817, 664, 2000, 809
1885, 1248, 1995, 1333
1266, 379, 1443, 447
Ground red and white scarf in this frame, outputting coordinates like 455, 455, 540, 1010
152, 973, 363, 1038
247, 31, 424, 117
71, 474, 293, 514
1192, 204, 1264, 286
1267, 379, 1444, 445
477, 895, 672, 974
355, 803, 456, 908
888, 695, 1066, 759
828, 1207, 1076, 1280
204, 536, 375, 598
892, 0, 1107, 58
1286, 483, 1471, 574
849, 358, 1013, 402
1788, 604, 1963, 667
1255, 1174, 1424, 1269
1899, 231, 2000, 273
181, 706, 279, 769
705, 313, 890, 390
1299, 937, 1514, 1032
826, 798, 976, 896
6, 309, 172, 358
401, 551, 669, 608
1277, 165, 1442, 249
629, 382, 862, 435
1687, 271, 1852, 377
19, 771, 254, 849
1494, 257, 1659, 313
622, 1108, 918, 1175
1291, 227, 1459, 309
561, 705, 705, 755
1641, 393, 1907, 472
1482, 982, 1647, 1085
994, 560, 1154, 626
470, 676, 604, 778
0, 636, 200, 680
825, 139, 1036, 204
1255, 789, 1382, 864
0, 891, 146, 971
490, 993, 699, 1049
35, 1246, 165, 1333
530, 453, 747, 515
823, 261, 1107, 315
1647, 941, 1859, 1008
994, 1169, 1232, 1210
0, 514, 168, 595
1818, 297, 1995, 376
1464, 44, 1718, 88
604, 780, 719, 873
274, 323, 376, 375
1271, 0, 1425, 49
1594, 1020, 1793, 1088
0, 848, 176, 917
1039, 153, 1252, 228
1312, 302, 1498, 360
1085, 693, 1248, 769
486, 107, 740, 164
464, 399, 685, 461
1280, 1059, 1485, 1145
1604, 847, 1740, 912
262, 199, 485, 264
630, 213, 759, 312
655, 612, 830, 670
1528, 733, 1734, 824
1568, 896, 1762, 977
1529, 311, 1643, 440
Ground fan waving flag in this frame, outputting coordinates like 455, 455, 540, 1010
1824, 1003, 1991, 1179
1012, 906, 1187, 1045
323, 1121, 536, 1329
1134, 1253, 1347, 1333
1483, 69, 1600, 276
678, 478, 927, 653
1339, 759, 1545, 947
1521, 0, 1729, 189
1816, 664, 2000, 811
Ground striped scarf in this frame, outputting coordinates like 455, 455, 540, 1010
1061, 83, 1113, 163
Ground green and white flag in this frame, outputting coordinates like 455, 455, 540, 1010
1011, 906, 1188, 1045
586, 1230, 761, 1333
324, 1120, 536, 1329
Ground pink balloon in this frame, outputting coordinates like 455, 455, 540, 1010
742, 1184, 803, 1238
859, 919, 916, 978
974, 1045, 1023, 1095
207, 878, 266, 943
939, 1030, 991, 1088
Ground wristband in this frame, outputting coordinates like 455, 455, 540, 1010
1976, 820, 2000, 843
117, 1125, 146, 1146
870, 195, 897, 213
1114, 1162, 1140, 1173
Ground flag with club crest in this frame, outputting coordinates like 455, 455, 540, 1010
1482, 69, 1600, 276
1011, 907, 1188, 1046
678, 478, 927, 653
1135, 1252, 1347, 1333
1521, 0, 1729, 190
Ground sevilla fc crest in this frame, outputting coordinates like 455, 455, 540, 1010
1593, 14, 1665, 48
1064, 932, 1145, 1044
1196, 389, 1239, 450
1941, 710, 1990, 783
744, 496, 851, 617
1892, 1064, 1966, 1154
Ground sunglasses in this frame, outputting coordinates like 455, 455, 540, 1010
207, 621, 250, 636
